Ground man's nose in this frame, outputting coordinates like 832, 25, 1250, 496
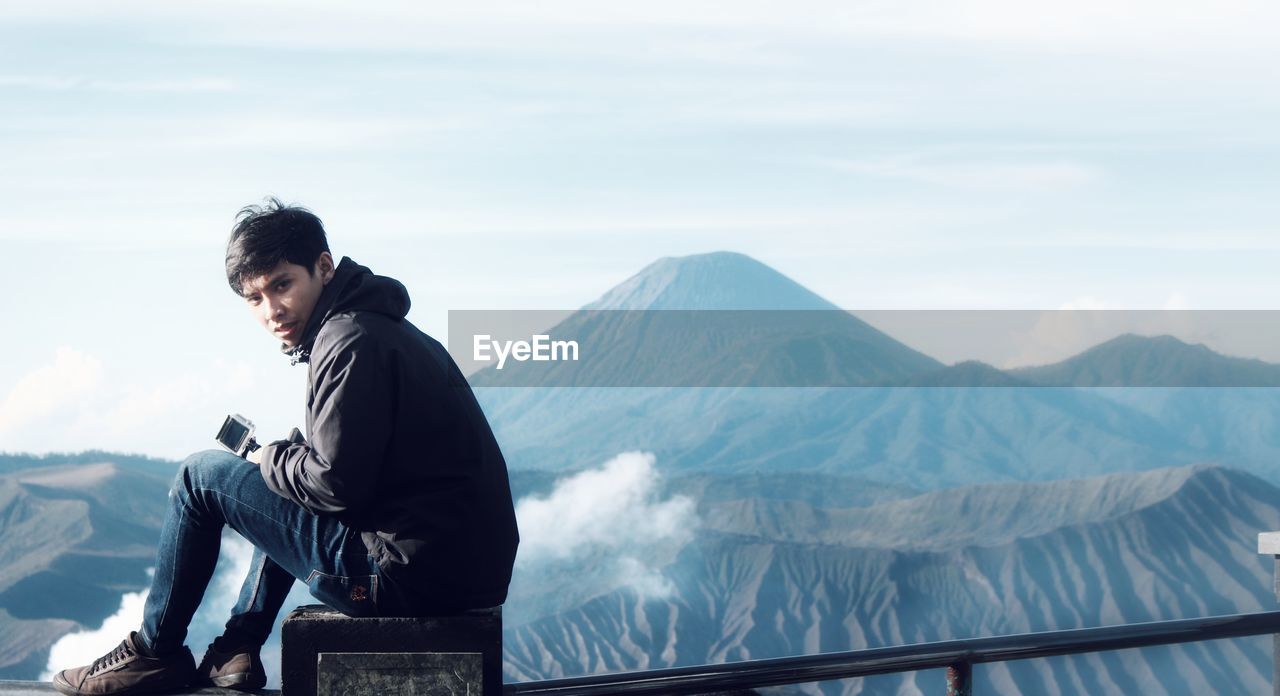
263, 296, 285, 320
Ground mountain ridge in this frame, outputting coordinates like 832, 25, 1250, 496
505, 463, 1280, 694
1013, 333, 1280, 387
700, 463, 1234, 552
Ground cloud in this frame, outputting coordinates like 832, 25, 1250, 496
39, 532, 260, 682
516, 451, 696, 562
40, 581, 149, 682
10, 0, 1280, 55
0, 347, 262, 457
10, 0, 1280, 57
0, 347, 103, 434
91, 361, 254, 434
820, 153, 1100, 193
614, 556, 678, 599
0, 76, 237, 93
514, 451, 697, 598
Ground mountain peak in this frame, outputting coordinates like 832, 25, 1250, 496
584, 251, 839, 311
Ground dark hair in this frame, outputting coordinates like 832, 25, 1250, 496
225, 197, 330, 296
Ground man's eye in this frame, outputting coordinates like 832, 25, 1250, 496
276, 281, 290, 291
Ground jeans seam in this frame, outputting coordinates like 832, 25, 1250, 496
150, 502, 186, 649
190, 486, 308, 540
245, 551, 268, 612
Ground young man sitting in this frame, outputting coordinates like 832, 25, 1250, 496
53, 199, 520, 695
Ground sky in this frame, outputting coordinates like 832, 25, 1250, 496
2, 1, 1279, 457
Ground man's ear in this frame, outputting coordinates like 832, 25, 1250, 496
317, 252, 336, 285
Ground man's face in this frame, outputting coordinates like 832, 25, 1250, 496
241, 252, 335, 347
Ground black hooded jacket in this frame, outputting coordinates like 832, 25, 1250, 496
258, 257, 519, 610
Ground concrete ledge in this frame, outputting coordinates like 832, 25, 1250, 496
0, 681, 277, 695
281, 604, 501, 696
1259, 532, 1280, 555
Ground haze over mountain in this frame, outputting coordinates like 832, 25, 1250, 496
506, 465, 1280, 695
475, 252, 1280, 490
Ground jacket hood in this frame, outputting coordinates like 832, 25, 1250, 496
284, 257, 411, 363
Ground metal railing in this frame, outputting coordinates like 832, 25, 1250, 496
505, 609, 1280, 695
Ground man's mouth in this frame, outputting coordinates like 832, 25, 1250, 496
275, 321, 299, 337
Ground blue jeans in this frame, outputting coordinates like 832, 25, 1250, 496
138, 449, 403, 654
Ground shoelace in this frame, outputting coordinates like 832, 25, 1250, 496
87, 638, 135, 676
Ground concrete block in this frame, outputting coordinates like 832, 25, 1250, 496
281, 604, 501, 696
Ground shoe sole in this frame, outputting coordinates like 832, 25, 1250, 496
53, 669, 196, 695
50, 672, 76, 696
211, 672, 268, 690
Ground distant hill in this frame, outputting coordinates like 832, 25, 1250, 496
0, 610, 76, 680
506, 465, 1280, 695
1013, 333, 1280, 387
0, 454, 172, 678
0, 451, 175, 478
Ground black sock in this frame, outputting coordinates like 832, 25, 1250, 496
213, 634, 256, 654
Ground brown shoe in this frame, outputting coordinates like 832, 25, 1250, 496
51, 631, 195, 695
193, 639, 267, 691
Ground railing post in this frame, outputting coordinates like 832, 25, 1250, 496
945, 661, 971, 696
1258, 533, 1280, 696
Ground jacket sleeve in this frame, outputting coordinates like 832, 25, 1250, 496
259, 321, 392, 516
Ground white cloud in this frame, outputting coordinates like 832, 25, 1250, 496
1058, 296, 1118, 311
515, 451, 697, 597
10, 0, 1278, 57
1006, 228, 1280, 254
91, 361, 254, 433
515, 451, 696, 562
614, 556, 678, 599
820, 154, 1100, 193
0, 76, 237, 93
0, 347, 103, 434
0, 347, 264, 458
40, 584, 149, 682
1162, 293, 1191, 311
39, 533, 258, 682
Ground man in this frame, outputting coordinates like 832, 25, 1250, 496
53, 199, 520, 695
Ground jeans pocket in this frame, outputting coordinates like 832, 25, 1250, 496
304, 568, 380, 617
